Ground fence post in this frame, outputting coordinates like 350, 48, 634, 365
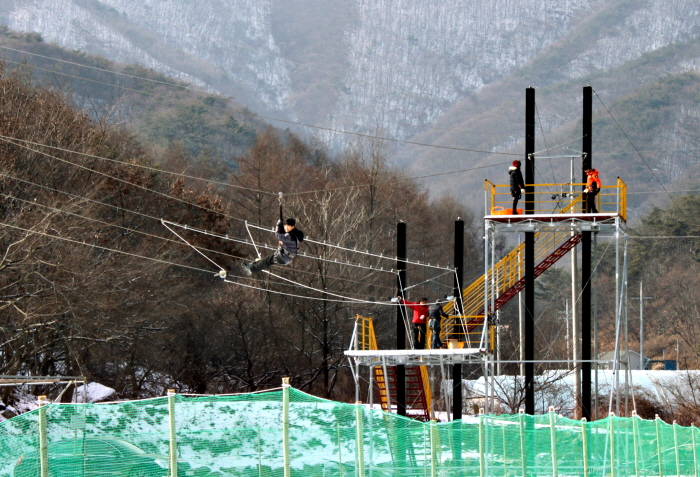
283, 377, 291, 477
429, 420, 437, 477
673, 421, 680, 477
478, 409, 485, 477
608, 414, 615, 477
549, 408, 558, 477
38, 395, 48, 477
355, 402, 364, 477
692, 424, 698, 477
167, 389, 178, 477
631, 411, 640, 477
581, 418, 589, 477
655, 415, 664, 477
519, 411, 527, 477
501, 423, 507, 477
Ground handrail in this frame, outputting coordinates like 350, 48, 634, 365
485, 179, 627, 218
357, 315, 432, 418
443, 190, 595, 350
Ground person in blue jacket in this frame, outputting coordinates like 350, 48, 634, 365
242, 218, 304, 275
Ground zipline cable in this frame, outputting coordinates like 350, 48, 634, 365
161, 219, 400, 276
592, 88, 678, 208
223, 277, 398, 304
4, 172, 399, 290
0, 221, 213, 274
0, 57, 520, 157
0, 42, 526, 137
261, 270, 399, 306
160, 219, 226, 277
0, 132, 513, 198
0, 136, 248, 225
0, 190, 246, 263
0, 200, 393, 296
246, 222, 452, 271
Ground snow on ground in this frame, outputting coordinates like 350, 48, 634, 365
0, 371, 697, 475
465, 369, 698, 415
73, 382, 116, 403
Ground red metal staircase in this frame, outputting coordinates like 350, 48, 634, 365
354, 315, 432, 421
374, 365, 431, 421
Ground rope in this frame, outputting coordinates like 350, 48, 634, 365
0, 136, 247, 225
396, 275, 417, 350
0, 59, 520, 158
0, 133, 513, 199
247, 222, 452, 271
0, 197, 398, 304
536, 103, 558, 185
244, 221, 262, 259
160, 219, 226, 276
402, 269, 455, 291
0, 190, 245, 262
223, 277, 397, 304
161, 219, 398, 275
0, 222, 213, 274
592, 87, 678, 209
262, 270, 399, 306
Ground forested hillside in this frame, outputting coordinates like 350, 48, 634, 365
2, 0, 700, 220
0, 66, 482, 407
0, 26, 260, 164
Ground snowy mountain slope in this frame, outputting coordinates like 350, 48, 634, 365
2, 0, 700, 210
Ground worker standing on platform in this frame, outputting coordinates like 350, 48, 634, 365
428, 300, 450, 349
397, 297, 429, 349
583, 168, 601, 213
509, 160, 526, 214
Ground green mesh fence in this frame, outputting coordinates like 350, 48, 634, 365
1, 386, 699, 477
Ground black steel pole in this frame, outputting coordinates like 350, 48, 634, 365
525, 87, 536, 415
396, 221, 407, 416
453, 218, 465, 420
581, 85, 593, 421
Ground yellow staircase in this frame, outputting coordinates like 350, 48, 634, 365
355, 315, 432, 421
442, 192, 587, 348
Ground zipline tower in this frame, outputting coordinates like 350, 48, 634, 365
483, 86, 628, 418
347, 86, 629, 422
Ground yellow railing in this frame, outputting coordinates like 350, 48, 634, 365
355, 314, 379, 351
435, 316, 494, 349
355, 315, 432, 416
436, 189, 594, 350
450, 194, 583, 320
485, 178, 627, 218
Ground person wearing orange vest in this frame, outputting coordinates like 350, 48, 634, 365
583, 168, 601, 213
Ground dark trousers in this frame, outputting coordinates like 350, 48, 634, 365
431, 327, 442, 349
413, 323, 426, 349
249, 253, 284, 273
511, 190, 521, 214
585, 191, 598, 213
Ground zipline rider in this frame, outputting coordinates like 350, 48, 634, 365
243, 217, 304, 275
242, 191, 304, 275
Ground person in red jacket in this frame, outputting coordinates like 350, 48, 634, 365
583, 168, 601, 213
397, 297, 429, 349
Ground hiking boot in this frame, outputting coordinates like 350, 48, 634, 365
241, 262, 252, 276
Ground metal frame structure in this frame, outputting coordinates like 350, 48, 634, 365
482, 177, 629, 415
0, 375, 85, 387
